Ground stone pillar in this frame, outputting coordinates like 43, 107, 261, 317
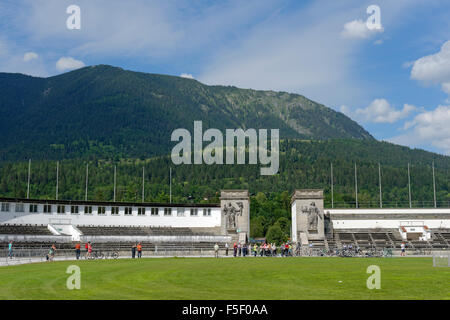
291, 190, 325, 244
220, 190, 250, 243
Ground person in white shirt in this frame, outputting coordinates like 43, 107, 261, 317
225, 243, 229, 256
214, 243, 219, 258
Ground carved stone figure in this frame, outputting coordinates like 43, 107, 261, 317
301, 202, 322, 230
223, 202, 243, 229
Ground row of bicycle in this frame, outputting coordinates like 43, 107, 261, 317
295, 247, 394, 258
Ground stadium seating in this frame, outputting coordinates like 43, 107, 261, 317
77, 226, 213, 236
0, 224, 52, 235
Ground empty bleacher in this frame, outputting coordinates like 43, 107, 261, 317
77, 226, 212, 236
0, 224, 52, 235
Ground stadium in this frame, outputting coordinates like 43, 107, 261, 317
1, 188, 449, 300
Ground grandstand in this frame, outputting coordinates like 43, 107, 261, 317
1, 188, 450, 257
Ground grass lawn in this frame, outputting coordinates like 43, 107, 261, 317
0, 257, 448, 300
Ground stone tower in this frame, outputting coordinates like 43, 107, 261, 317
291, 189, 325, 245
220, 190, 250, 243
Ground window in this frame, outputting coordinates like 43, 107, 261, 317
84, 206, 92, 215
124, 207, 132, 216
111, 207, 119, 215
151, 208, 158, 216
177, 208, 185, 217
57, 205, 65, 214
1, 203, 10, 212
138, 207, 146, 216
190, 208, 198, 216
43, 204, 52, 214
71, 205, 79, 214
29, 204, 38, 213
15, 203, 24, 213
98, 206, 106, 215
164, 208, 172, 216
203, 208, 211, 216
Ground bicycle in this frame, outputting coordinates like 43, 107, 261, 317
87, 250, 105, 260
103, 250, 119, 259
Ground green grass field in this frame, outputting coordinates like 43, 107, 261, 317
0, 257, 448, 300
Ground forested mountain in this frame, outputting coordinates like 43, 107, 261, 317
0, 65, 373, 161
0, 65, 449, 240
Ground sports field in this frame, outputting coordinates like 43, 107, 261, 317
0, 257, 448, 300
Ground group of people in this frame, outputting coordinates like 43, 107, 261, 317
217, 242, 294, 258
7, 241, 57, 261
131, 243, 143, 258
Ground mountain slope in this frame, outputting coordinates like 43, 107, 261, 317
0, 65, 373, 161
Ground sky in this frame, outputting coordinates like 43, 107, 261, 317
1, 0, 450, 155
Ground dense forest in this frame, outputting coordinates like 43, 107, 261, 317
1, 139, 448, 241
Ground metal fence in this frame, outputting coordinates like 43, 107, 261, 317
432, 253, 450, 267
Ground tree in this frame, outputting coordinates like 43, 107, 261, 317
266, 224, 287, 244
250, 216, 265, 238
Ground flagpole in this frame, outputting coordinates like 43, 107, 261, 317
113, 165, 117, 202
142, 166, 145, 203
85, 163, 89, 201
355, 162, 358, 208
56, 161, 59, 200
432, 161, 437, 208
27, 159, 31, 199
378, 162, 382, 208
330, 162, 334, 208
408, 163, 412, 208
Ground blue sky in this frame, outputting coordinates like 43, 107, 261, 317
1, 0, 450, 155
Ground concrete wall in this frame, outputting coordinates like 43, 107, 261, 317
328, 208, 450, 230
0, 202, 222, 229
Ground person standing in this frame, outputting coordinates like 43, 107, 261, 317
401, 242, 406, 257
75, 242, 81, 260
137, 242, 142, 258
238, 243, 242, 257
8, 241, 12, 259
87, 242, 92, 259
214, 243, 219, 258
225, 243, 229, 256
233, 242, 237, 257
47, 244, 56, 261
84, 242, 89, 258
132, 244, 136, 259
273, 243, 277, 256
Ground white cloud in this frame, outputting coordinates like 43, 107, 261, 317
23, 52, 38, 62
198, 3, 370, 106
353, 99, 418, 123
180, 73, 194, 79
341, 19, 384, 39
390, 105, 450, 155
441, 82, 450, 94
410, 40, 450, 95
56, 57, 85, 72
0, 38, 47, 77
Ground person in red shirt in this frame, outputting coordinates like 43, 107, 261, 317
137, 243, 142, 258
75, 242, 81, 260
87, 242, 92, 259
